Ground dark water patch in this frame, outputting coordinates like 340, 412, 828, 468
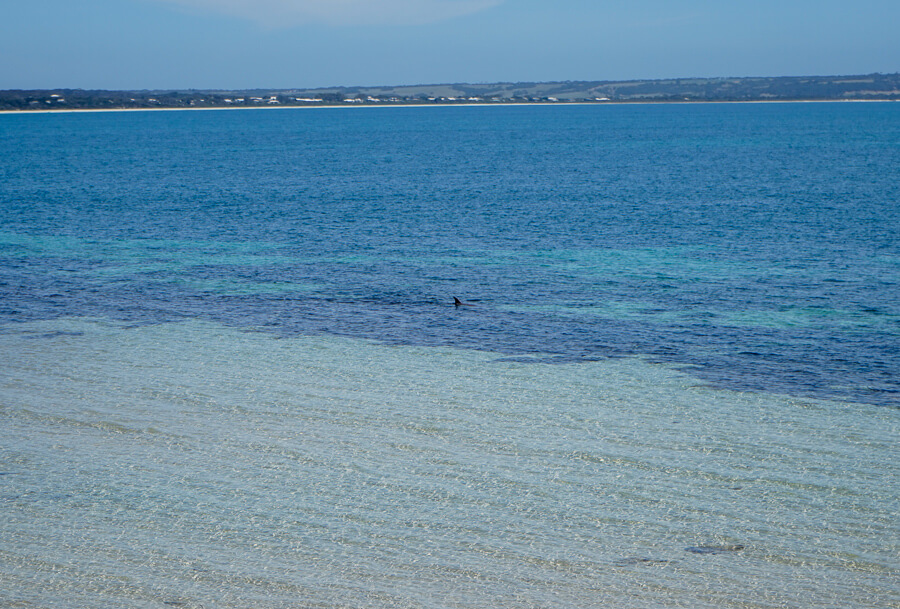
1, 279, 897, 406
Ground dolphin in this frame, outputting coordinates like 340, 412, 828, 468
454, 297, 474, 307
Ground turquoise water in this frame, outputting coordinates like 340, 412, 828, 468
2, 103, 898, 404
1, 103, 899, 607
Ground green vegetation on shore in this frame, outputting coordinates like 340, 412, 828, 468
3, 73, 899, 111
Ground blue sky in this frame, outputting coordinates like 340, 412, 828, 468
3, 0, 898, 89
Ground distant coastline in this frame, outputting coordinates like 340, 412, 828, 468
3, 98, 897, 116
2, 72, 899, 112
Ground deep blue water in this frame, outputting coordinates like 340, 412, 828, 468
1, 102, 899, 406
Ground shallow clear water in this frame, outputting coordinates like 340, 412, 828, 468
1, 103, 898, 607
2, 318, 897, 608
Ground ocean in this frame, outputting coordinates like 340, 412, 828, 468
1, 102, 898, 608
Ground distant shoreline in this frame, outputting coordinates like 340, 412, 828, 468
2, 98, 896, 116
3, 73, 898, 113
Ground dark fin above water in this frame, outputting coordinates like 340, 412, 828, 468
454, 297, 474, 307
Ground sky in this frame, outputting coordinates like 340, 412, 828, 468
2, 0, 898, 90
